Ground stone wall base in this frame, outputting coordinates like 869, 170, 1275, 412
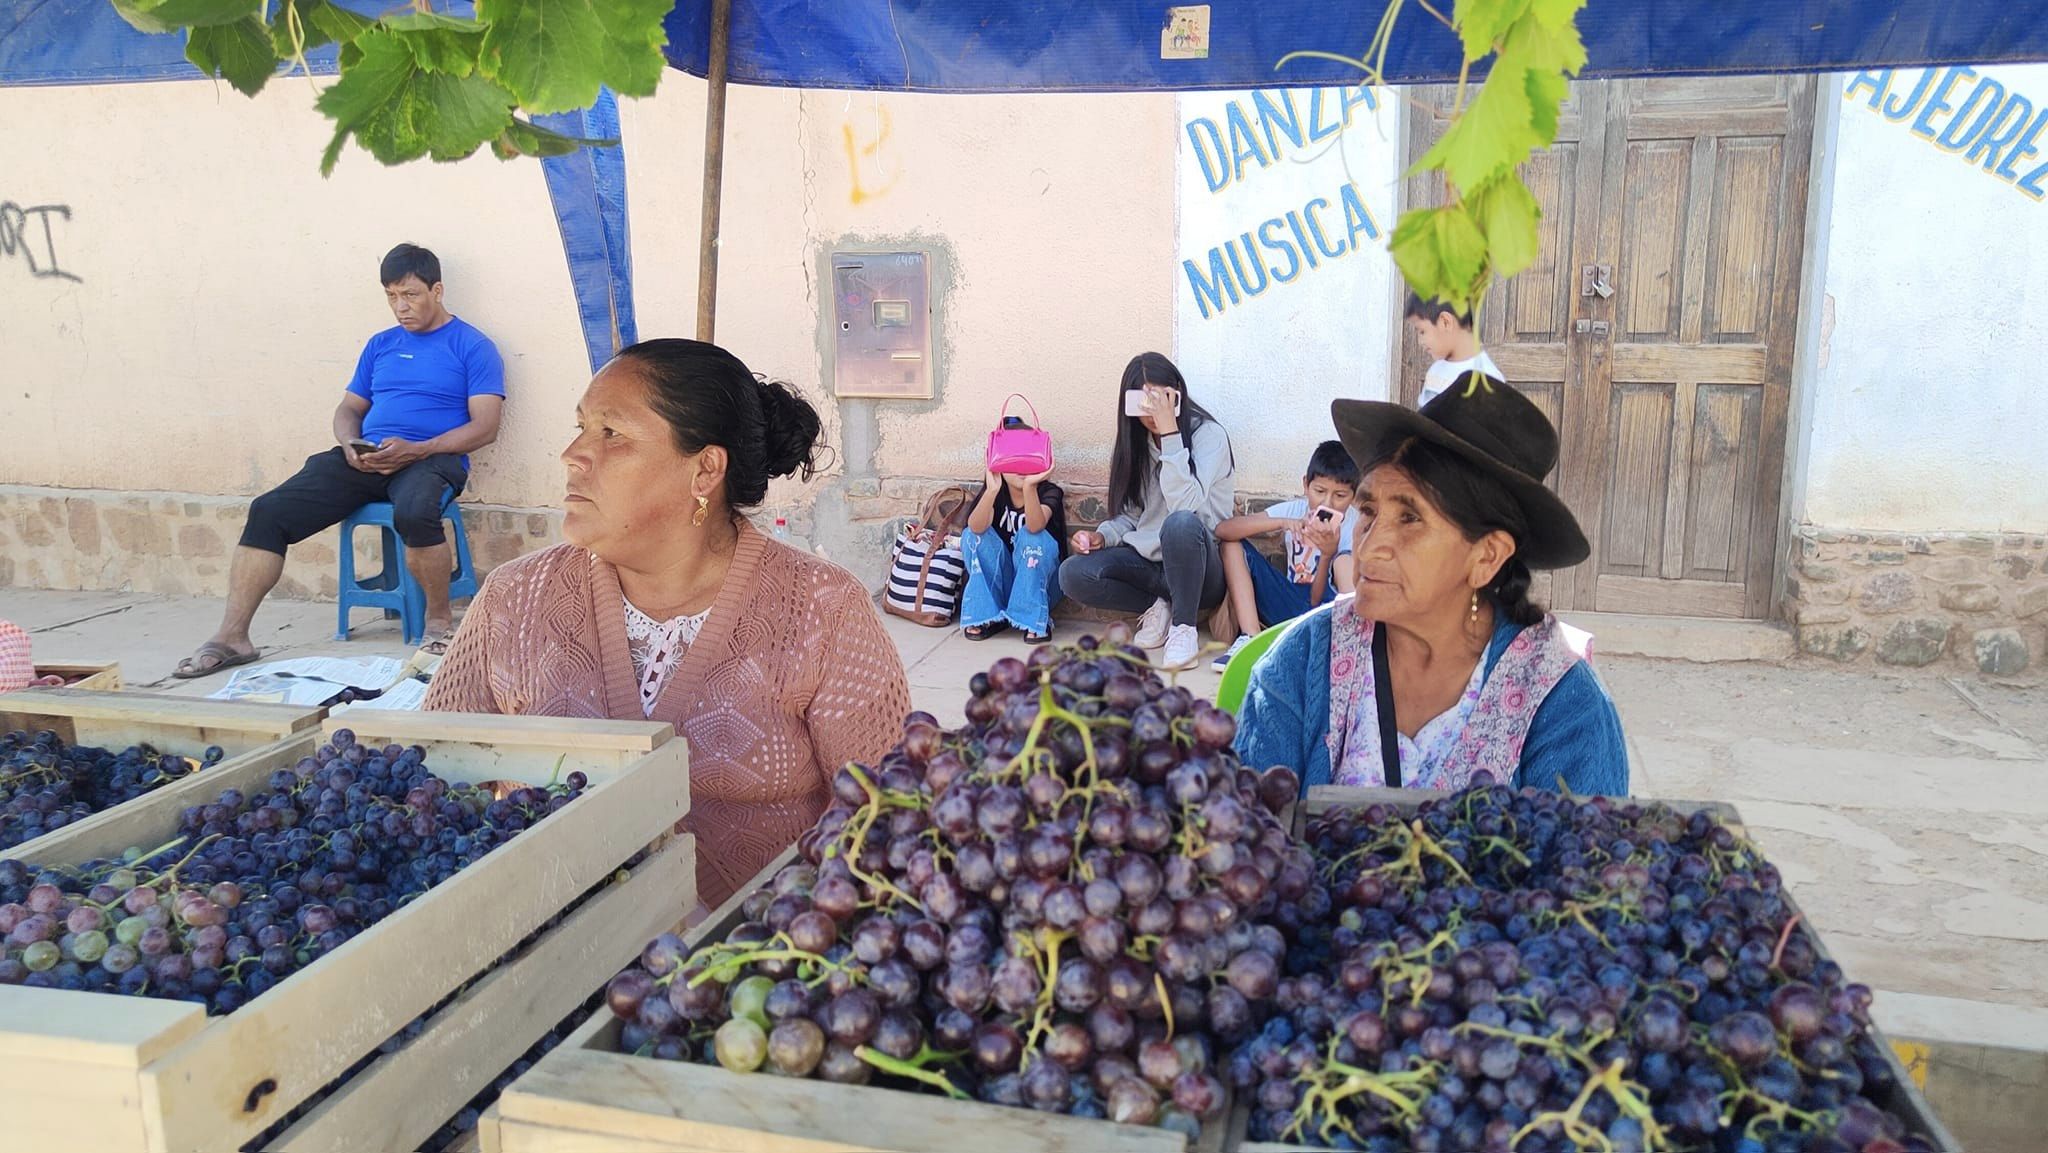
0, 480, 1303, 607
1789, 524, 2046, 676
0, 486, 565, 602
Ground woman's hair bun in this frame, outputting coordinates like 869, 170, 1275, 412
755, 377, 825, 483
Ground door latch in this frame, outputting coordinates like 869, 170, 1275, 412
1579, 264, 1615, 299
1574, 318, 1612, 337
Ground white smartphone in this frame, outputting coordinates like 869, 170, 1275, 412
1124, 388, 1183, 418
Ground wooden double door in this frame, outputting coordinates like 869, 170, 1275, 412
1400, 76, 1818, 619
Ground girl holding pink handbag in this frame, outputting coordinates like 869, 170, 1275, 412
962, 396, 1068, 643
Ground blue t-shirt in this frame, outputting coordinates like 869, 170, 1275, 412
348, 317, 505, 454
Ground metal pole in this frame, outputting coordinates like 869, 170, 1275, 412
695, 0, 733, 342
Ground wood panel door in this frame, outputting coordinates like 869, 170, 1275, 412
1399, 76, 1815, 619
1401, 82, 1608, 610
1580, 75, 1815, 618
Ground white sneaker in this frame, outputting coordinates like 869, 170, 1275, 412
1162, 624, 1201, 670
1212, 633, 1252, 672
1132, 598, 1173, 649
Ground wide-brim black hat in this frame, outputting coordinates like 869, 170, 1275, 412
1331, 375, 1590, 570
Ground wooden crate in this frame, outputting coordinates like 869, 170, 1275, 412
0, 688, 324, 863
0, 710, 692, 1153
482, 846, 1231, 1153
32, 660, 123, 691
270, 834, 699, 1153
1227, 785, 1960, 1153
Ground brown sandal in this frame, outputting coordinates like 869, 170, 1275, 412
172, 641, 260, 680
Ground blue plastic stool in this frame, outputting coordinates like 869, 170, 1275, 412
335, 494, 478, 645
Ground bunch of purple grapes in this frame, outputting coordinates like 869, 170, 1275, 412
0, 727, 584, 1015
1, 729, 225, 850
1231, 786, 1933, 1153
604, 635, 1305, 1138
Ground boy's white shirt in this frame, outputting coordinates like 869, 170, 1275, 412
1419, 349, 1503, 406
1264, 498, 1361, 585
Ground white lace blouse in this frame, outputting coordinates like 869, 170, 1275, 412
623, 600, 711, 717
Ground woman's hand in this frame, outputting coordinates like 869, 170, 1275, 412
1141, 386, 1180, 437
985, 466, 1003, 492
1021, 469, 1052, 487
1071, 530, 1105, 555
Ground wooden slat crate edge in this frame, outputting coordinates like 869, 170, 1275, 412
134, 739, 693, 1153
0, 688, 324, 738
268, 835, 699, 1153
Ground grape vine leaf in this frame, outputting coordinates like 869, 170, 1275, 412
493, 117, 609, 161
1390, 205, 1489, 311
129, 0, 258, 30
476, 0, 671, 115
271, 0, 372, 54
1471, 175, 1541, 279
316, 28, 516, 175
186, 17, 279, 95
384, 12, 488, 77
1454, 0, 1531, 59
1528, 0, 1588, 33
1412, 56, 1539, 191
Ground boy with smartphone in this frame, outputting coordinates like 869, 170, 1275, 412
1212, 441, 1361, 669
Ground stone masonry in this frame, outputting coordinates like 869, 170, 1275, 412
1788, 524, 2046, 677
0, 480, 1298, 612
0, 486, 564, 604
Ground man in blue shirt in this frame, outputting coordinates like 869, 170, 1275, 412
175, 244, 505, 676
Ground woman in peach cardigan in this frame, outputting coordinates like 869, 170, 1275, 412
424, 339, 912, 907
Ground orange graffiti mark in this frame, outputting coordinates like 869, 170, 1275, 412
841, 105, 902, 205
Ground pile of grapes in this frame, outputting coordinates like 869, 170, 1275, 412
0, 728, 584, 1016
604, 637, 1305, 1138
1, 730, 224, 850
1233, 788, 1930, 1153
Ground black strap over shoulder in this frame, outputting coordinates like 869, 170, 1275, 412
1371, 624, 1402, 788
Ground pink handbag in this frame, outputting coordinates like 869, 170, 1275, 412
986, 394, 1054, 475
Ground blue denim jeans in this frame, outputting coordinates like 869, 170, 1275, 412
961, 527, 1064, 635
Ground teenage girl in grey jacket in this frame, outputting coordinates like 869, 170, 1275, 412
1060, 352, 1235, 668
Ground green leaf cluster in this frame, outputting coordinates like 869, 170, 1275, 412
107, 0, 659, 173
1359, 0, 1588, 315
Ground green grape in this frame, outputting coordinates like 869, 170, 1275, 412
72, 929, 109, 964
115, 915, 148, 946
714, 1017, 769, 1073
728, 975, 775, 1031
21, 940, 60, 972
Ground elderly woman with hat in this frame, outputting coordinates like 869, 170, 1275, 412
1234, 376, 1627, 796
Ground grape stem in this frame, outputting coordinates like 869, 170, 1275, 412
1283, 1036, 1432, 1144
1154, 972, 1174, 1041
831, 763, 928, 914
855, 1045, 969, 1099
1769, 912, 1803, 970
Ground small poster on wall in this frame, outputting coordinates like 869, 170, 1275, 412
1162, 6, 1211, 60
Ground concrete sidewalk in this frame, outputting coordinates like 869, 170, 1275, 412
6, 586, 2044, 1023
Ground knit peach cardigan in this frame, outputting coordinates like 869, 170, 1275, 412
423, 521, 912, 907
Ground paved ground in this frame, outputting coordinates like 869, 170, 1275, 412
8, 588, 2045, 1029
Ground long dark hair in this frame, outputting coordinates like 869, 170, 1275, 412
612, 338, 826, 512
1378, 437, 1544, 627
1106, 352, 1229, 517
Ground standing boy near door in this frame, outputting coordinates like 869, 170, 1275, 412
1407, 292, 1501, 407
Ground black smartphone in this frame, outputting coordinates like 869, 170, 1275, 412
347, 438, 382, 454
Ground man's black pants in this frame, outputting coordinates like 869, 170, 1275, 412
239, 448, 467, 556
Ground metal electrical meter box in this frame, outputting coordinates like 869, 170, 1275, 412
831, 252, 932, 399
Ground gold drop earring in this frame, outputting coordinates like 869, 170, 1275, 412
691, 495, 710, 527
1469, 590, 1480, 625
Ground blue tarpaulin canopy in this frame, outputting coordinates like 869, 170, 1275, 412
8, 0, 2048, 91
6, 0, 2047, 367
